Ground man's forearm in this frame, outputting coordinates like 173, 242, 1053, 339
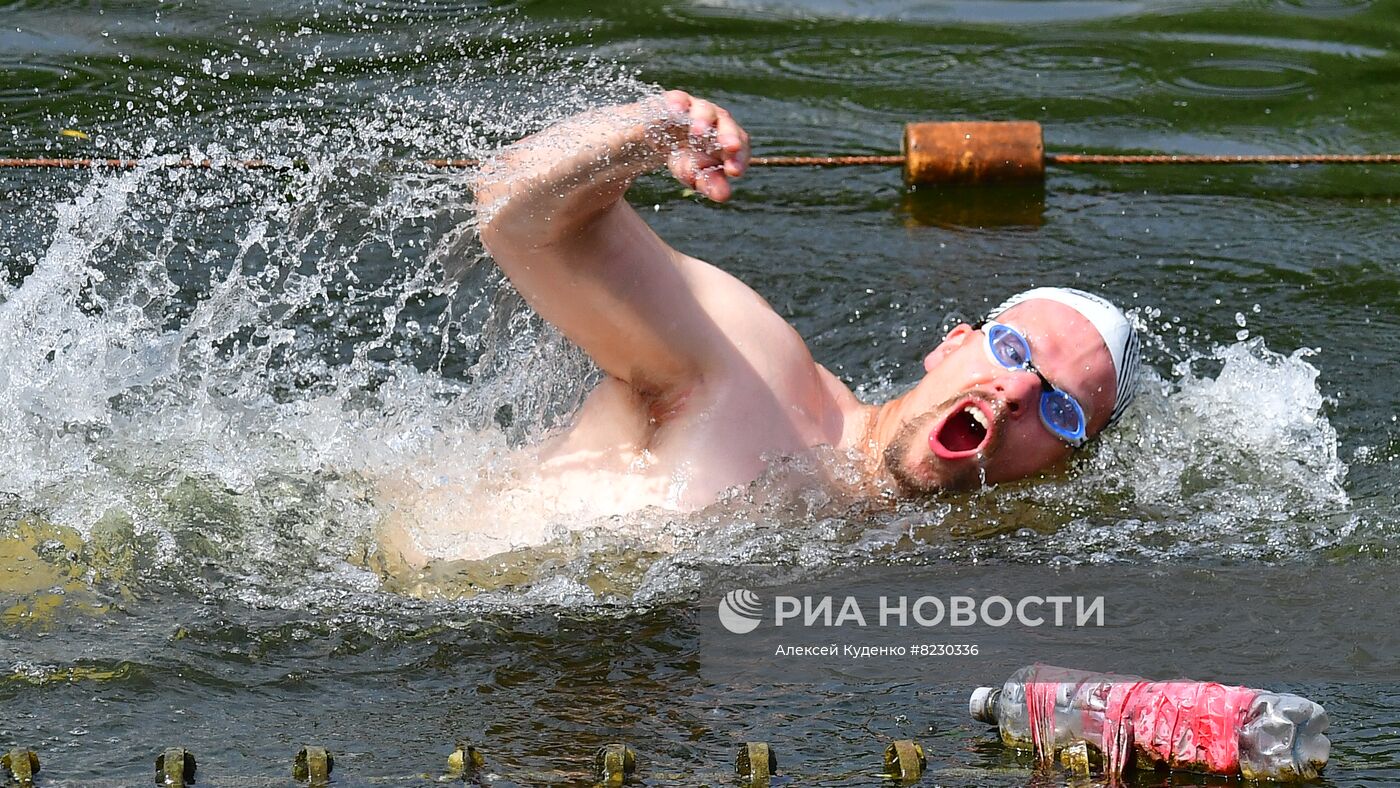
462, 91, 750, 393
474, 97, 676, 249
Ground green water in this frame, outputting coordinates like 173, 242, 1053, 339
1, 0, 1398, 784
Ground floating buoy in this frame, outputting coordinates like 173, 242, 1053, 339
2, 748, 39, 786
735, 742, 776, 785
293, 746, 333, 785
594, 743, 635, 786
903, 121, 1045, 185
446, 741, 486, 780
155, 747, 196, 787
752, 125, 1400, 185
883, 739, 926, 782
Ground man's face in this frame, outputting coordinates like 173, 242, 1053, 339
882, 300, 1119, 495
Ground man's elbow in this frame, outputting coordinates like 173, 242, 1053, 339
472, 176, 532, 256
474, 186, 591, 256
471, 171, 508, 237
474, 200, 549, 259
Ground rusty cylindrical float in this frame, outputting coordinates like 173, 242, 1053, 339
902, 121, 1044, 185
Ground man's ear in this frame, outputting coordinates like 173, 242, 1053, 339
924, 323, 975, 372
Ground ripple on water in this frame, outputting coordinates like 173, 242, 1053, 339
326, 0, 516, 21
748, 112, 898, 154
1275, 0, 1374, 17
1168, 58, 1316, 99
0, 56, 118, 118
735, 39, 1152, 98
993, 41, 1151, 96
764, 41, 964, 87
0, 58, 72, 100
0, 0, 93, 9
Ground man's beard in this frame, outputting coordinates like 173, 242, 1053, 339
882, 392, 1005, 496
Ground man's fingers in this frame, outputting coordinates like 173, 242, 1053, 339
659, 90, 746, 200
714, 109, 743, 151
689, 148, 722, 172
695, 166, 731, 202
718, 112, 749, 177
668, 154, 697, 188
689, 98, 719, 137
662, 89, 692, 117
669, 151, 731, 201
714, 108, 749, 177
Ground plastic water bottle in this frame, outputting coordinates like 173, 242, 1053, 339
968, 664, 1330, 781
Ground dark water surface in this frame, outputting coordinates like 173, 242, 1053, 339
2, 0, 1399, 785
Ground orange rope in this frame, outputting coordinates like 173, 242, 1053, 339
3, 152, 1400, 170
1045, 152, 1400, 165
748, 155, 906, 167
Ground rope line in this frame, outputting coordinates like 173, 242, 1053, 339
4, 152, 1400, 170
1045, 152, 1400, 165
748, 155, 906, 167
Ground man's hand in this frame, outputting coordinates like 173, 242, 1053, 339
658, 90, 750, 203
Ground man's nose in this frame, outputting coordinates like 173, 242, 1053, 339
990, 371, 1043, 419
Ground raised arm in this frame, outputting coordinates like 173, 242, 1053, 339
472, 91, 751, 397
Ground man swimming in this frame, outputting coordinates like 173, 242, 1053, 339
380, 90, 1140, 566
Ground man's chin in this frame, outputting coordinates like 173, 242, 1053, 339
882, 422, 987, 496
886, 455, 984, 496
881, 391, 1009, 497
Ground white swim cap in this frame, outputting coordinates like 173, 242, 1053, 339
987, 286, 1141, 428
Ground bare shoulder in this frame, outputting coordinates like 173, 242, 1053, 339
666, 253, 850, 441
676, 254, 815, 373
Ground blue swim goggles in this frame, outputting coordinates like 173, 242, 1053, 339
976, 320, 1088, 448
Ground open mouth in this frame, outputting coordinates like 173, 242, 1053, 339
929, 399, 993, 459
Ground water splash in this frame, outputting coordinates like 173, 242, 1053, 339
931, 334, 1351, 564
0, 5, 650, 614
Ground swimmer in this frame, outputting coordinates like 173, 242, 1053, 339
381, 90, 1141, 567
